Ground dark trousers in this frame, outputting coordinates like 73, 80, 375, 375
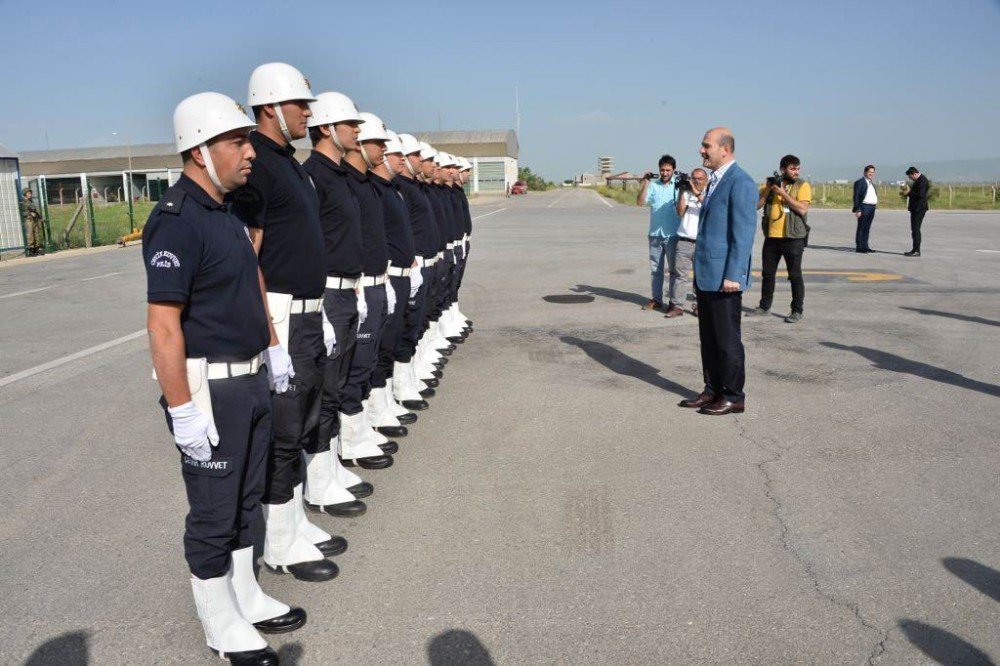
759, 237, 805, 314
910, 209, 927, 252
374, 274, 410, 388
398, 266, 432, 362
164, 370, 272, 579
342, 283, 387, 415
449, 244, 465, 304
310, 288, 358, 453
264, 312, 325, 505
436, 251, 456, 314
696, 289, 746, 402
855, 204, 876, 251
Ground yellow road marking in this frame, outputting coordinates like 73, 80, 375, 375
749, 270, 904, 283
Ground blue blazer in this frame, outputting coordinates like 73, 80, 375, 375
852, 178, 870, 213
694, 163, 758, 292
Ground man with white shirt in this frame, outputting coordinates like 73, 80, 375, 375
668, 168, 708, 317
852, 165, 878, 253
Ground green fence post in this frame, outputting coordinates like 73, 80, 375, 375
41, 177, 56, 253
126, 172, 135, 232
87, 182, 97, 245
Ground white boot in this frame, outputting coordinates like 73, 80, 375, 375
262, 500, 324, 571
369, 385, 403, 428
293, 481, 332, 544
190, 574, 269, 656
408, 361, 430, 393
339, 411, 389, 461
393, 361, 425, 403
360, 399, 390, 444
385, 382, 412, 418
303, 453, 359, 509
329, 436, 365, 488
442, 306, 464, 337
228, 546, 292, 624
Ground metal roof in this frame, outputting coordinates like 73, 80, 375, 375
0, 143, 19, 160
18, 143, 176, 163
411, 130, 518, 159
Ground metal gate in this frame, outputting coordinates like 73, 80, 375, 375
0, 157, 25, 252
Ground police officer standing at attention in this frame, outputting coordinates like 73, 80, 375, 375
145, 92, 304, 665
231, 62, 339, 583
300, 91, 376, 517
338, 111, 399, 467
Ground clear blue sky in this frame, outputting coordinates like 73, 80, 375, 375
2, 0, 999, 181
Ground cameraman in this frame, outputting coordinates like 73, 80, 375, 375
749, 154, 811, 323
636, 155, 680, 311
667, 168, 708, 317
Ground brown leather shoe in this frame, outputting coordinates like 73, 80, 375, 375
664, 306, 684, 318
679, 392, 716, 408
642, 299, 664, 311
698, 398, 745, 415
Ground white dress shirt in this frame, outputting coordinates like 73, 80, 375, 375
863, 179, 878, 205
704, 159, 736, 205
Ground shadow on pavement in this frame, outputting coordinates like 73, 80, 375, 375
809, 244, 907, 256
943, 558, 1000, 603
821, 342, 1000, 398
24, 630, 89, 665
560, 336, 697, 399
571, 284, 648, 307
897, 620, 995, 665
427, 629, 496, 666
901, 307, 1000, 328
278, 642, 304, 665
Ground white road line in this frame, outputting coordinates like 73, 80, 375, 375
81, 272, 122, 282
546, 192, 568, 208
0, 286, 53, 300
593, 190, 614, 208
472, 208, 508, 221
0, 329, 146, 389
976, 249, 1000, 253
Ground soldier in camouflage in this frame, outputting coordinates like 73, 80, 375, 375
19, 188, 46, 256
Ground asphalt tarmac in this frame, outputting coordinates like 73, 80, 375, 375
2, 188, 998, 664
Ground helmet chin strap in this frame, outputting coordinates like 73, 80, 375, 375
199, 144, 228, 194
360, 143, 380, 170
272, 103, 293, 144
404, 155, 418, 177
384, 155, 397, 177
329, 126, 346, 155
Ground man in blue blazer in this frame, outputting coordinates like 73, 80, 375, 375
852, 165, 878, 252
679, 127, 757, 415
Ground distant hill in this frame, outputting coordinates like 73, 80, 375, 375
811, 157, 1000, 183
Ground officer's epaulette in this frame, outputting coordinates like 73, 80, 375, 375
155, 187, 186, 216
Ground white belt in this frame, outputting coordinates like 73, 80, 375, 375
326, 276, 359, 290
436, 251, 444, 260
290, 298, 322, 314
207, 354, 263, 380
446, 241, 456, 250
416, 256, 438, 267
387, 265, 412, 277
360, 273, 387, 287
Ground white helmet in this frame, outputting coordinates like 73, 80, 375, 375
247, 62, 315, 143
173, 92, 256, 193
356, 112, 389, 142
419, 141, 438, 160
173, 92, 256, 154
435, 152, 457, 168
308, 91, 363, 127
247, 62, 316, 106
384, 130, 404, 155
397, 133, 422, 156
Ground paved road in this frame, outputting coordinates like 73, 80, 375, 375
2, 188, 998, 664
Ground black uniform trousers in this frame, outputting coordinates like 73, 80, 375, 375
398, 266, 432, 362
449, 244, 465, 305
342, 284, 388, 415
264, 312, 324, 505
455, 240, 470, 299
758, 237, 805, 315
309, 288, 359, 453
695, 289, 746, 402
910, 209, 927, 252
374, 275, 410, 388
164, 370, 272, 580
435, 251, 456, 316
855, 204, 876, 251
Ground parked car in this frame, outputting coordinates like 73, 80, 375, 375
511, 180, 527, 195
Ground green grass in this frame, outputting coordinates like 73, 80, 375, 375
45, 201, 156, 249
598, 182, 1000, 210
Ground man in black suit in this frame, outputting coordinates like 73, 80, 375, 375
902, 166, 929, 256
852, 165, 878, 253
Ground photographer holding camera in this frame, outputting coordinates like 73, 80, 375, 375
666, 168, 708, 317
636, 155, 680, 311
749, 154, 811, 323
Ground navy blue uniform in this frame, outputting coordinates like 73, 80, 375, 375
143, 175, 272, 579
342, 161, 389, 415
395, 175, 440, 360
231, 132, 327, 505
302, 151, 363, 450
372, 173, 415, 388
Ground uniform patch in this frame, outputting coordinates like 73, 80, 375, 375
182, 455, 234, 477
150, 250, 181, 268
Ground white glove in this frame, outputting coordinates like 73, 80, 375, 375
385, 281, 397, 315
265, 343, 295, 393
356, 287, 368, 327
168, 401, 219, 462
409, 263, 424, 298
322, 307, 336, 356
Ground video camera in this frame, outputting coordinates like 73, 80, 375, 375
674, 172, 692, 192
765, 171, 783, 188
643, 172, 658, 181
